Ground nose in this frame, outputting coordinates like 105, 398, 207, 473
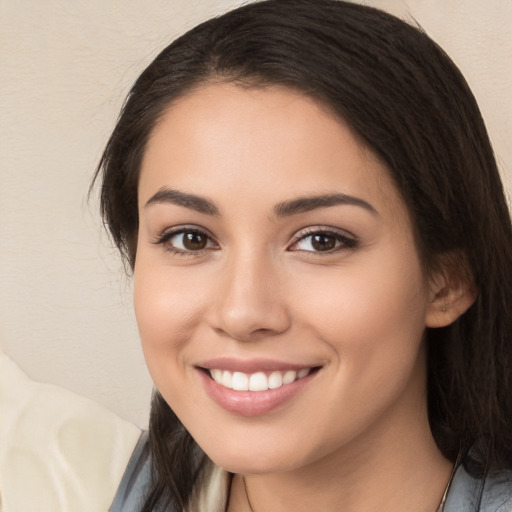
208, 251, 291, 342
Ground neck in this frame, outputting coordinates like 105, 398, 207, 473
227, 400, 453, 512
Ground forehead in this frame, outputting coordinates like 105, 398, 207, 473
139, 83, 407, 222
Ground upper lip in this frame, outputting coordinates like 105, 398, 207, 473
197, 357, 322, 373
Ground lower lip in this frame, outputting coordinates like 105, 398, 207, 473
198, 369, 316, 417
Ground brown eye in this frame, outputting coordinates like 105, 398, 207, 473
311, 234, 336, 251
156, 228, 217, 254
182, 232, 208, 250
289, 229, 357, 253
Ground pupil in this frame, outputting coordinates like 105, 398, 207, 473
312, 234, 335, 251
183, 232, 207, 250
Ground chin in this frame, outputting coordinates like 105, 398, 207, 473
211, 452, 295, 475
198, 436, 313, 475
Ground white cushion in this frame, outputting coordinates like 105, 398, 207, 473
0, 350, 141, 512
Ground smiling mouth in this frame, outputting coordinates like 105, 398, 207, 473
206, 367, 320, 391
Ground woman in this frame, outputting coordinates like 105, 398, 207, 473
96, 0, 512, 510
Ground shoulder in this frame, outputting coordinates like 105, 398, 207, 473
480, 470, 512, 511
444, 461, 512, 512
110, 431, 151, 512
108, 431, 230, 512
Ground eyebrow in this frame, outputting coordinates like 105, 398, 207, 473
145, 187, 220, 215
273, 193, 377, 217
144, 187, 377, 217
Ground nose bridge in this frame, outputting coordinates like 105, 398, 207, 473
211, 246, 290, 340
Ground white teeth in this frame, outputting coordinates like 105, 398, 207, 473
249, 372, 268, 391
211, 369, 223, 382
208, 367, 312, 391
282, 370, 297, 384
268, 371, 283, 389
298, 368, 310, 379
232, 371, 249, 391
221, 370, 233, 389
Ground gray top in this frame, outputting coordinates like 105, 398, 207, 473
110, 431, 152, 512
110, 431, 512, 512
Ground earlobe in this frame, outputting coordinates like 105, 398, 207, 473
425, 265, 477, 328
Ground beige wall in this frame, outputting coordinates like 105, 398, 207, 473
1, 0, 510, 429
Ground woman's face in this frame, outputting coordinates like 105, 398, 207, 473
134, 84, 438, 474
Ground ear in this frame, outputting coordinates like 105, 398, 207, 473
425, 255, 477, 328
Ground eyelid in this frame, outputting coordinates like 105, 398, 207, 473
152, 225, 219, 255
151, 224, 357, 256
288, 226, 358, 253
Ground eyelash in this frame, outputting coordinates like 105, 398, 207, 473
288, 227, 358, 254
152, 227, 218, 256
152, 226, 358, 256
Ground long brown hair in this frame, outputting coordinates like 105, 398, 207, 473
94, 0, 512, 509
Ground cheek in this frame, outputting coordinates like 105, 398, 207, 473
133, 260, 209, 375
287, 257, 429, 444
290, 250, 429, 366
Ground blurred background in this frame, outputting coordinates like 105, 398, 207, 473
1, 0, 510, 429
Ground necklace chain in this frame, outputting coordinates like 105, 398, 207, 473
241, 458, 458, 512
242, 476, 255, 512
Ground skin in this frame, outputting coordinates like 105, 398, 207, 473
134, 84, 474, 511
